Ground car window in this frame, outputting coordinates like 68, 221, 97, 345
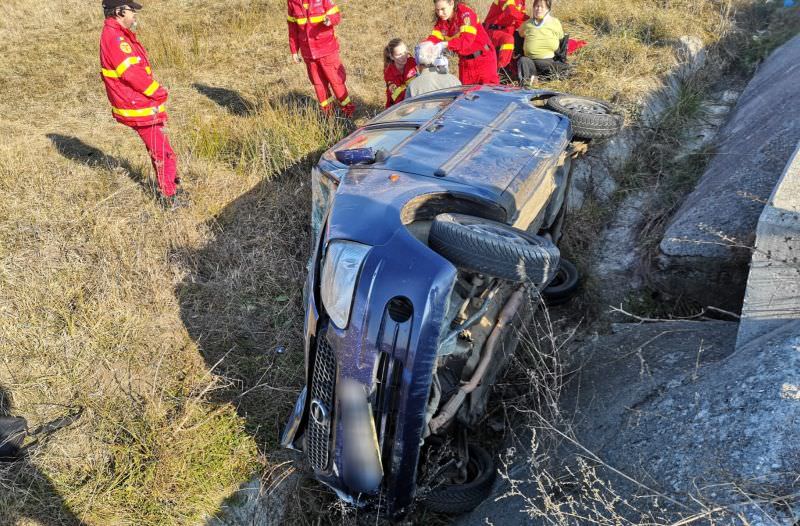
324, 128, 415, 162
372, 98, 455, 124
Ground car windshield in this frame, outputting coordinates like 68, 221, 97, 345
372, 97, 455, 124
324, 128, 415, 163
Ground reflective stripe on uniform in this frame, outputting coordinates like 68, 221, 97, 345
500, 43, 515, 51
101, 56, 142, 78
502, 0, 516, 8
460, 25, 477, 35
430, 29, 445, 40
143, 81, 160, 96
391, 82, 408, 101
145, 66, 151, 74
112, 104, 166, 117
339, 96, 351, 106
320, 96, 335, 107
288, 7, 338, 25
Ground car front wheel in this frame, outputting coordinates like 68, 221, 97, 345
421, 443, 496, 514
430, 213, 560, 285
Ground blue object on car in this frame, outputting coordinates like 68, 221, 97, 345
334, 147, 376, 166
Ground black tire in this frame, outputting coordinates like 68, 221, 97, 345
545, 95, 623, 140
422, 444, 496, 514
430, 214, 560, 284
542, 258, 580, 305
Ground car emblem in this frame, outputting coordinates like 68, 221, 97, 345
310, 398, 330, 427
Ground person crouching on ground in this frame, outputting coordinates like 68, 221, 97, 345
406, 42, 461, 98
516, 0, 568, 85
426, 0, 499, 86
99, 1, 183, 208
287, 0, 355, 117
383, 39, 417, 108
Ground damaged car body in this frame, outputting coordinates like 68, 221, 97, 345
281, 86, 621, 516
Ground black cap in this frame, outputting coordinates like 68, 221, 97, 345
102, 0, 143, 9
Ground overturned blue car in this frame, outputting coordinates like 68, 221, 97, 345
281, 85, 621, 516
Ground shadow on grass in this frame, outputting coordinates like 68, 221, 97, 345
0, 385, 86, 526
192, 83, 257, 117
177, 149, 330, 523
45, 133, 157, 197
176, 148, 323, 446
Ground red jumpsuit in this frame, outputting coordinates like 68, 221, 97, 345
426, 3, 499, 86
384, 58, 417, 108
100, 17, 178, 198
287, 0, 354, 116
483, 0, 528, 68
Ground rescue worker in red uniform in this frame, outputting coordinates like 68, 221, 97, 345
288, 0, 355, 117
99, 1, 182, 207
426, 0, 499, 86
383, 39, 417, 108
483, 0, 528, 69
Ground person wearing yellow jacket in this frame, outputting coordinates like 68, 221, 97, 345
516, 0, 569, 84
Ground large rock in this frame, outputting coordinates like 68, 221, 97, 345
460, 319, 800, 525
657, 35, 800, 311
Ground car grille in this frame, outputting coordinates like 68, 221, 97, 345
375, 351, 403, 475
308, 331, 336, 472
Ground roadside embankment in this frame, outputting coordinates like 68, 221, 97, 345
656, 35, 800, 312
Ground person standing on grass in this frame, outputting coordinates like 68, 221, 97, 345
483, 0, 528, 72
425, 0, 499, 86
383, 39, 417, 108
288, 0, 355, 117
516, 0, 569, 85
99, 1, 184, 209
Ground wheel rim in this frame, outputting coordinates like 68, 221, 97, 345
559, 97, 610, 115
462, 223, 529, 245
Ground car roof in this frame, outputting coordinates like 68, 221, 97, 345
320, 86, 571, 197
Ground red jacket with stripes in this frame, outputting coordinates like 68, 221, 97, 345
287, 0, 342, 60
484, 0, 528, 34
384, 58, 417, 108
100, 18, 168, 127
426, 3, 493, 56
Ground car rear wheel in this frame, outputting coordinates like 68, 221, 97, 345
421, 443, 496, 514
546, 95, 623, 140
542, 258, 580, 305
430, 213, 560, 285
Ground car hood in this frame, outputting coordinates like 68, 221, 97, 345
326, 168, 505, 247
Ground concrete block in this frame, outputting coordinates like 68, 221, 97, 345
737, 142, 800, 347
656, 35, 800, 311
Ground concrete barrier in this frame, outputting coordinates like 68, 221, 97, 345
657, 35, 800, 311
737, 141, 800, 347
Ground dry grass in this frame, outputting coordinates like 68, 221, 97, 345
0, 0, 762, 523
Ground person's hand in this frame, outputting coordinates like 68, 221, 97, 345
154, 88, 168, 104
323, 16, 331, 26
292, 53, 302, 64
436, 41, 448, 53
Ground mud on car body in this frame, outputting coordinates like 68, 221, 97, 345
281, 86, 621, 516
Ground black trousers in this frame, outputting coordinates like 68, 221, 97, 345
516, 56, 570, 84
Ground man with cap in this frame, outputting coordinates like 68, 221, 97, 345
99, 1, 183, 208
